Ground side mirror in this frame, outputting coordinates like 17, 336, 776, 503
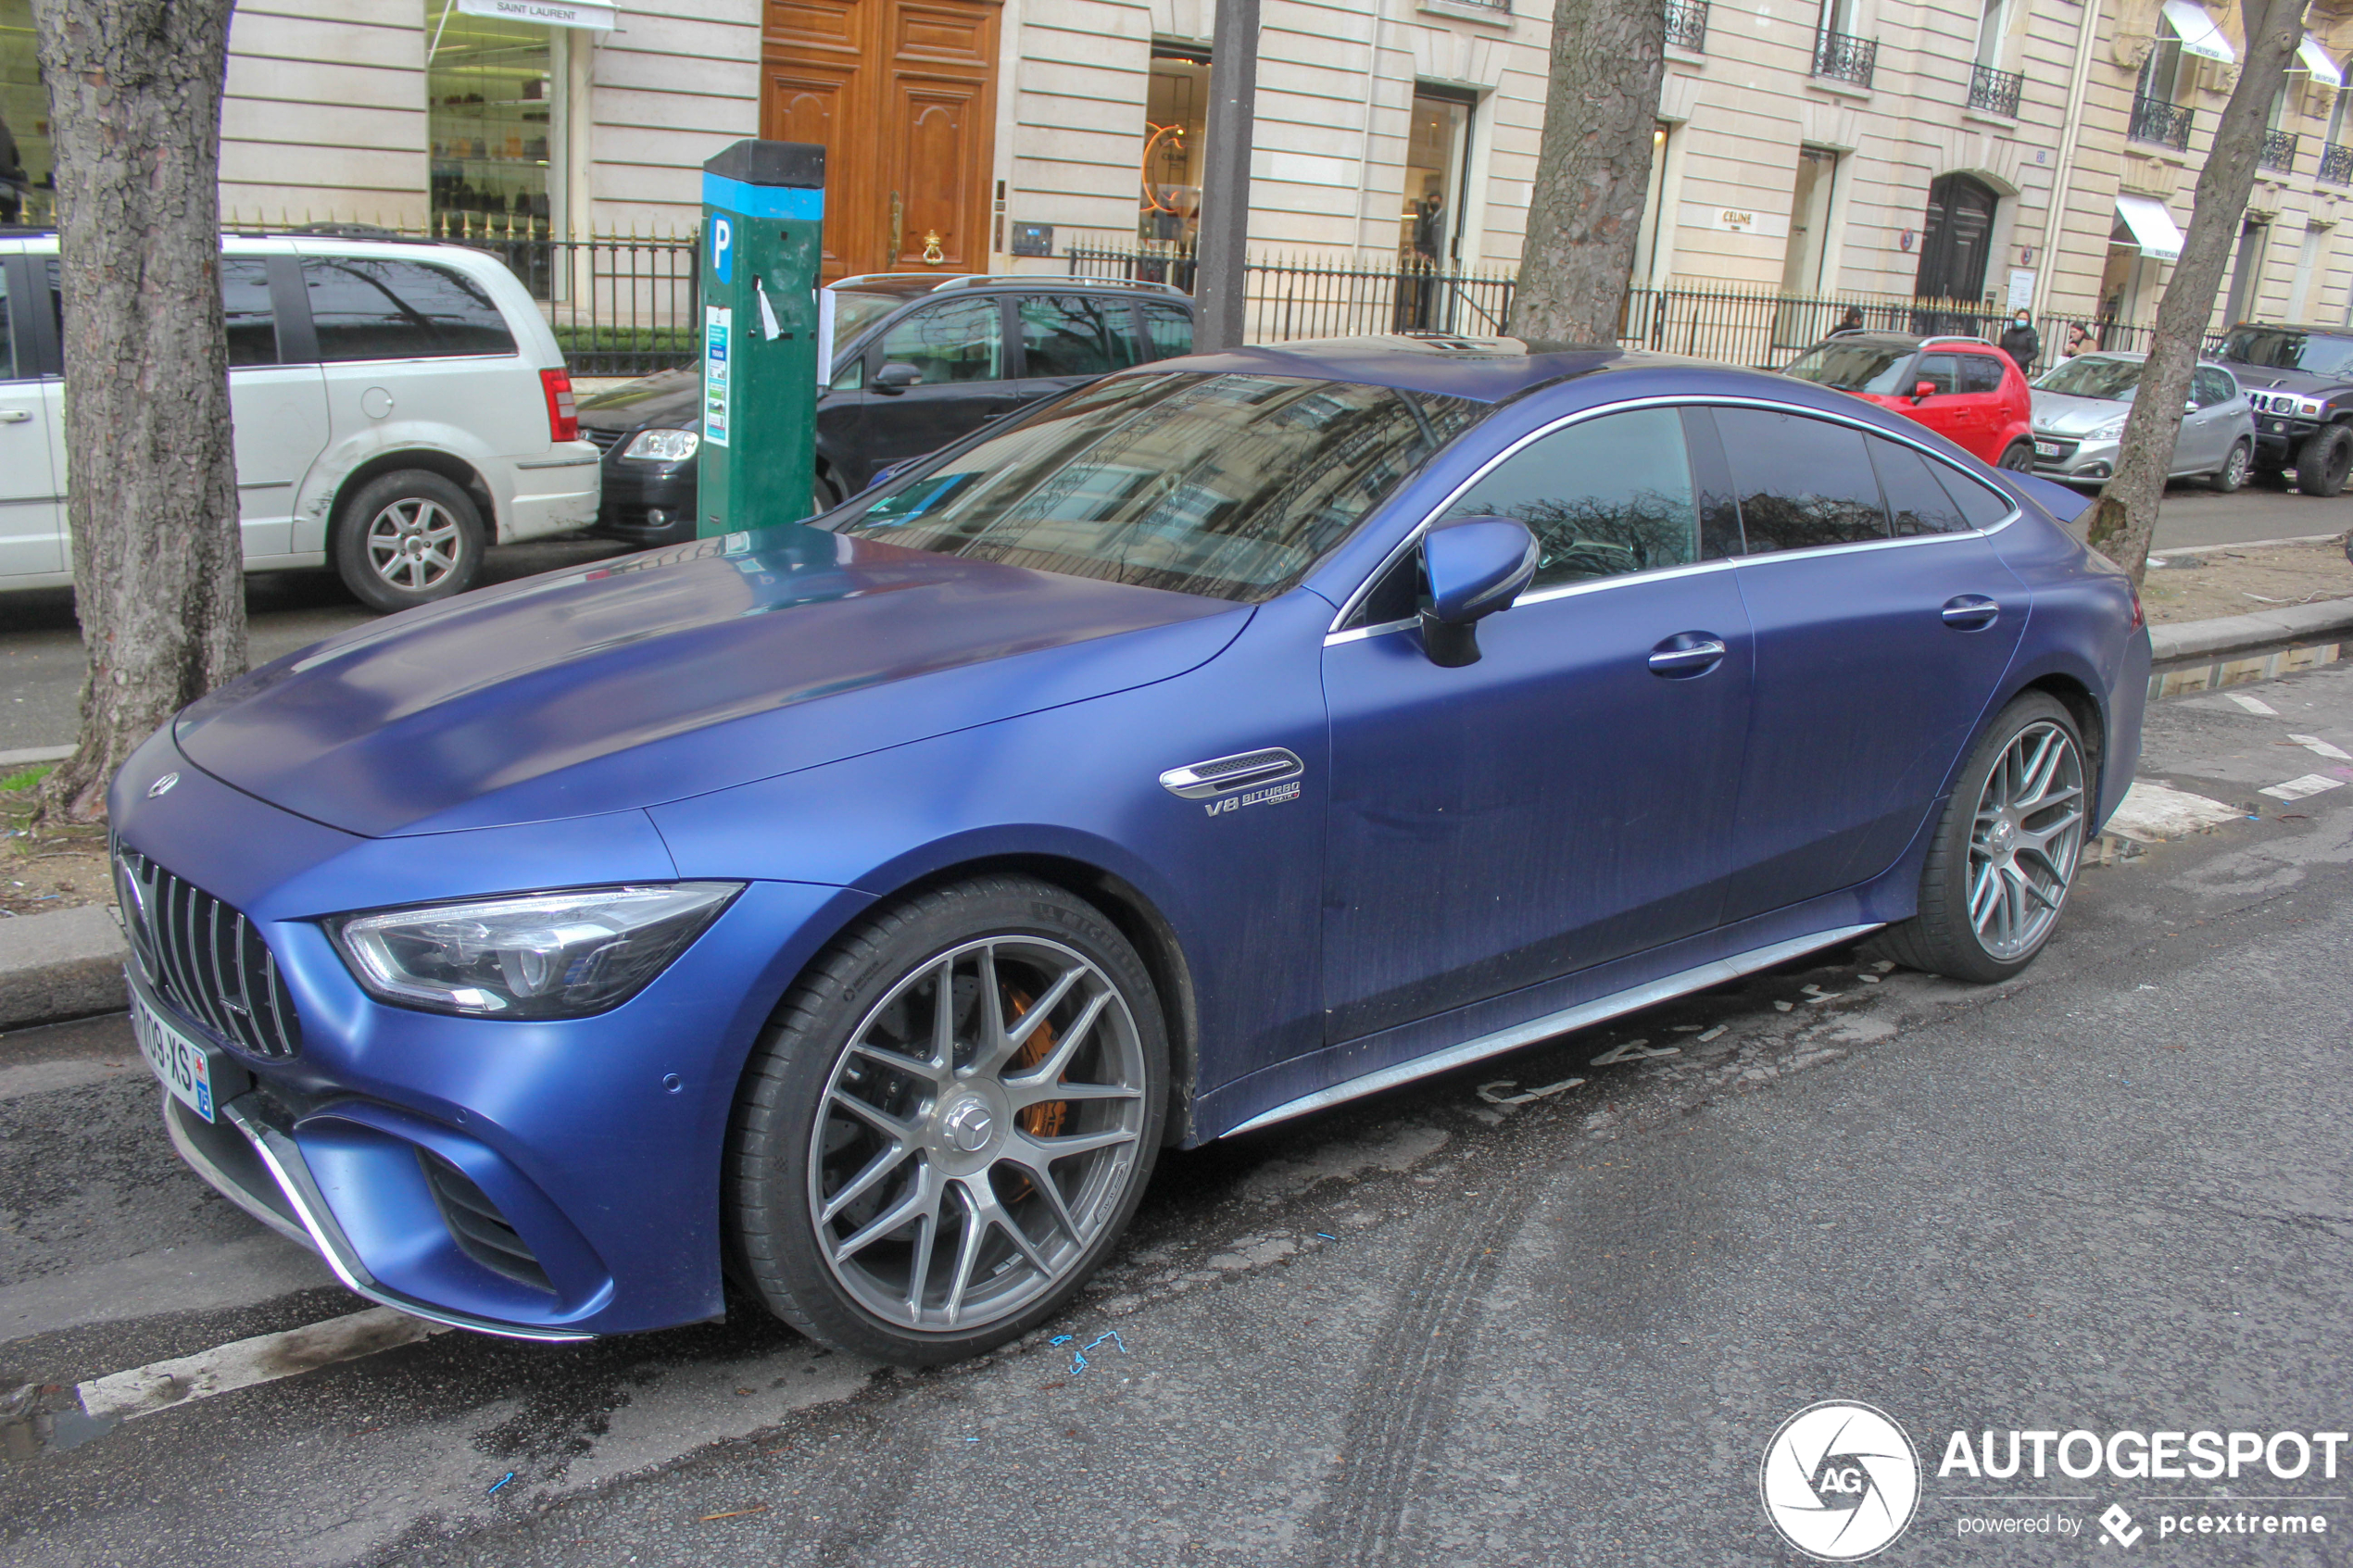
1912, 380, 1937, 403
875, 362, 923, 393
2186, 398, 2201, 413
1419, 516, 1538, 669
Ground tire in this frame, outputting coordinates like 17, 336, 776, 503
332, 469, 487, 614
2209, 439, 2252, 494
726, 874, 1168, 1363
1876, 692, 2090, 985
2294, 424, 2353, 498
1995, 441, 2035, 472
812, 469, 844, 511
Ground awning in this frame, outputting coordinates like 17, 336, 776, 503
2116, 194, 2185, 262
454, 0, 616, 30
2296, 33, 2344, 88
2162, 0, 2234, 64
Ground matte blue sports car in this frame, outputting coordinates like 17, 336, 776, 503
111, 336, 2148, 1362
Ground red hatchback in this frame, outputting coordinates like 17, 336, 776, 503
1781, 332, 2036, 470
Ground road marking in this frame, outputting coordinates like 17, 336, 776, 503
2226, 693, 2281, 716
2289, 733, 2353, 760
2104, 781, 2243, 842
2259, 773, 2347, 802
77, 1307, 446, 1424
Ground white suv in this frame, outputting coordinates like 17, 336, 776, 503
0, 231, 599, 611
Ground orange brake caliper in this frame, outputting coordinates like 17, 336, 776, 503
1004, 986, 1069, 1139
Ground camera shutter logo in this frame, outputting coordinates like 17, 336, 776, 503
1759, 1400, 1921, 1561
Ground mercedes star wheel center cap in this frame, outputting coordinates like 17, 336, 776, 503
943, 1100, 995, 1153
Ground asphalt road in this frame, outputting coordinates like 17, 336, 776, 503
5, 667, 2352, 1564
0, 487, 2347, 754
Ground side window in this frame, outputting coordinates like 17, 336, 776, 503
2196, 368, 2234, 407
1914, 354, 1958, 395
1957, 354, 2007, 395
221, 258, 278, 368
1139, 301, 1192, 362
1869, 436, 1969, 536
1442, 408, 1702, 588
877, 296, 1004, 383
300, 257, 518, 362
1933, 460, 2015, 528
1714, 408, 1891, 552
1018, 294, 1140, 377
0, 265, 14, 381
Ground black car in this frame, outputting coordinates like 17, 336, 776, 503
2211, 323, 2353, 496
579, 274, 1196, 546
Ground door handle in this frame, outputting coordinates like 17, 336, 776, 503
1648, 633, 1728, 677
1941, 595, 2001, 631
0, 409, 31, 423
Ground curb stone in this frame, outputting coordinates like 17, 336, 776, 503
0, 903, 128, 1038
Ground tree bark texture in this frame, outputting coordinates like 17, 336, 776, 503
2084, 0, 2302, 585
1505, 0, 1665, 344
31, 0, 244, 822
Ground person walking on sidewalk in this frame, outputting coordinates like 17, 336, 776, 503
2001, 309, 2041, 378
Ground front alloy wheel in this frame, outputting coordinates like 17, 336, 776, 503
728, 876, 1165, 1361
1997, 442, 2035, 472
332, 468, 487, 613
2211, 440, 2251, 494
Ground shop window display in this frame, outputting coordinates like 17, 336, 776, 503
427, 0, 559, 243
0, 0, 56, 226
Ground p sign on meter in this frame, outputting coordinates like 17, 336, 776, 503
696, 139, 825, 538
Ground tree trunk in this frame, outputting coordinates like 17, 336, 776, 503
2084, 0, 2302, 584
1506, 0, 1665, 343
30, 0, 244, 823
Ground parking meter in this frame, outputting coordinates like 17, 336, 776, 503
697, 139, 825, 538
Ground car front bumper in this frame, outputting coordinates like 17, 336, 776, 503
111, 730, 872, 1340
589, 447, 698, 547
2253, 414, 2318, 463
2030, 432, 2121, 483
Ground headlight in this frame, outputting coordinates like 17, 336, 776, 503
622, 428, 701, 462
2091, 417, 2128, 442
329, 883, 742, 1019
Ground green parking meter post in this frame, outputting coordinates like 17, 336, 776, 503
697, 138, 825, 538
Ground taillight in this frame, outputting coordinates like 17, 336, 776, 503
540, 367, 579, 444
2129, 583, 2145, 632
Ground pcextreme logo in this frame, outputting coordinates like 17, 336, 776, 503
1760, 1400, 1923, 1561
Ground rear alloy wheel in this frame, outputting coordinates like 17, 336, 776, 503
1877, 693, 2089, 984
2209, 439, 2252, 493
1996, 442, 2035, 472
333, 469, 486, 613
727, 876, 1166, 1362
2295, 424, 2353, 498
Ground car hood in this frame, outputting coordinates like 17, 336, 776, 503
174, 525, 1250, 838
575, 370, 701, 431
2030, 391, 2131, 437
2221, 364, 2344, 397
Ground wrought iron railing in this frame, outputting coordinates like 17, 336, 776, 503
2322, 141, 2353, 185
1969, 62, 2023, 118
1665, 0, 1708, 52
2130, 94, 2194, 150
1812, 28, 1878, 89
1067, 245, 1518, 342
2259, 129, 2299, 173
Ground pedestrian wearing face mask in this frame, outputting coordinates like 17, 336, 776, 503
2000, 308, 2040, 377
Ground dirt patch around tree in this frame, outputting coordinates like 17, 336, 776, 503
0, 771, 112, 918
2139, 537, 2353, 625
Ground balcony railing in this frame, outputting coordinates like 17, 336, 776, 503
2259, 129, 2299, 173
1968, 62, 2023, 118
1812, 28, 1878, 89
2129, 94, 2194, 151
1665, 0, 1707, 52
2322, 141, 2353, 185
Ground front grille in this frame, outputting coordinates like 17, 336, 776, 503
113, 840, 302, 1060
583, 426, 625, 455
420, 1149, 553, 1293
2247, 391, 2308, 417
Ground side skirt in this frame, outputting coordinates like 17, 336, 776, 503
1219, 922, 1881, 1138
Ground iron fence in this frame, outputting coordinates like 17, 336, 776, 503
2260, 129, 2299, 174
1619, 283, 2022, 367
1067, 245, 1517, 342
2130, 94, 2194, 151
1969, 63, 2023, 118
1665, 0, 1708, 53
1812, 28, 1877, 89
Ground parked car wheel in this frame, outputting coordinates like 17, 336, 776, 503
2294, 424, 2353, 498
1878, 692, 2088, 985
333, 470, 486, 613
2209, 439, 2252, 493
726, 875, 1166, 1362
1996, 442, 2035, 471
813, 470, 844, 510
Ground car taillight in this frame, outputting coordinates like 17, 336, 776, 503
2129, 583, 2145, 632
541, 367, 579, 444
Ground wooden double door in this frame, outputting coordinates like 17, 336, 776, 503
762, 0, 1000, 282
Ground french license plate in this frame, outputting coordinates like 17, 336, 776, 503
2033, 441, 2060, 458
134, 991, 220, 1123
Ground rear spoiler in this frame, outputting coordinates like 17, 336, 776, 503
2005, 469, 2098, 534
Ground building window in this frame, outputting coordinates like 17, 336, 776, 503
1972, 0, 2006, 68
0, 0, 56, 226
1141, 44, 1209, 247
1630, 122, 1673, 290
1780, 146, 1838, 297
1403, 85, 1477, 266
2137, 20, 2184, 105
427, 0, 561, 241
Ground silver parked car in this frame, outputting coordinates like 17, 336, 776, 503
2029, 351, 2257, 491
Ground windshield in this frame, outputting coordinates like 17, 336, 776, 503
1782, 342, 1917, 395
2033, 357, 2143, 402
2217, 327, 2353, 379
830, 371, 1484, 603
828, 289, 912, 361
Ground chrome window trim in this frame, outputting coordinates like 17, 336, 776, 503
1321, 393, 2023, 640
